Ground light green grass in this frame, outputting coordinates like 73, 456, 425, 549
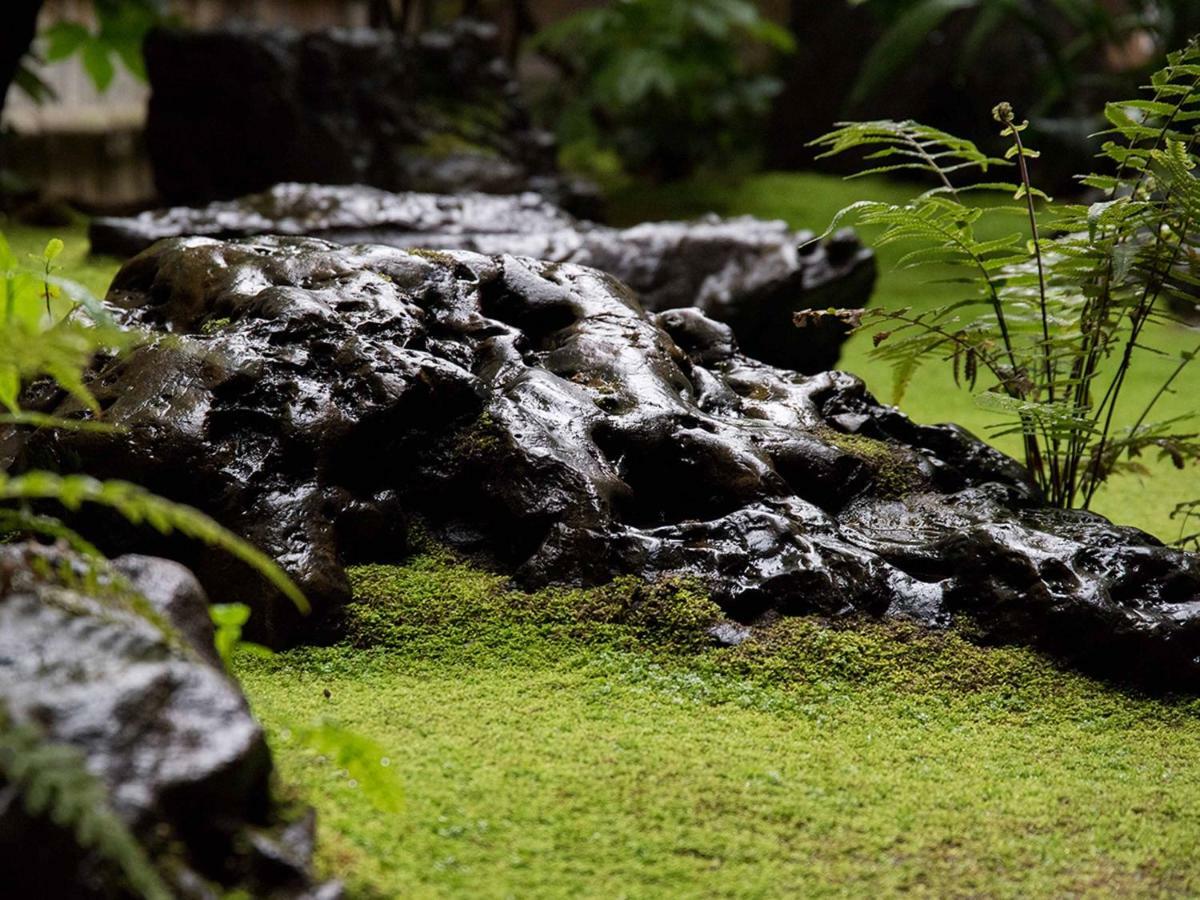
237, 552, 1200, 899
609, 172, 1200, 541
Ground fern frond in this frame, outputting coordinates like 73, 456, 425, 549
0, 411, 123, 433
0, 716, 172, 900
0, 319, 131, 415
0, 509, 103, 558
1093, 40, 1200, 189
808, 120, 1007, 193
975, 393, 1097, 441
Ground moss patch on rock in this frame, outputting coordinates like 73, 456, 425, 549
346, 544, 722, 652
816, 426, 928, 498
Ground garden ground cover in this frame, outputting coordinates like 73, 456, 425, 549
237, 551, 1200, 898
8, 174, 1200, 897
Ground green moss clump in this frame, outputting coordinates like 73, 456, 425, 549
200, 317, 232, 335
404, 247, 457, 266
722, 615, 1068, 696
345, 547, 721, 652
450, 412, 506, 462
817, 427, 928, 498
340, 547, 1053, 697
412, 132, 501, 160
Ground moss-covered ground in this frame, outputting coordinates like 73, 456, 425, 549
236, 549, 1200, 898
7, 177, 1200, 896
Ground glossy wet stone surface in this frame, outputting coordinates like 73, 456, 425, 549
11, 236, 1200, 685
0, 544, 335, 899
90, 183, 876, 373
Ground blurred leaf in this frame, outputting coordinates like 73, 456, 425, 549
80, 42, 116, 92
0, 366, 19, 414
42, 239, 64, 264
42, 23, 89, 61
12, 61, 56, 105
297, 722, 405, 814
848, 0, 979, 110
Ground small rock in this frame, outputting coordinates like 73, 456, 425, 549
0, 543, 332, 898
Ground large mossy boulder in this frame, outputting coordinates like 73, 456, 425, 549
8, 236, 1200, 685
142, 21, 595, 215
89, 183, 876, 374
0, 543, 335, 899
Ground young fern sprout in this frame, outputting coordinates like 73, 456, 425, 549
801, 41, 1200, 525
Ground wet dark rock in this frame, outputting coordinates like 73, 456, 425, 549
112, 552, 224, 667
89, 183, 876, 373
11, 236, 1200, 685
0, 543, 336, 899
143, 21, 597, 215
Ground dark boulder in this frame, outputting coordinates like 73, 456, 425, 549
10, 236, 1200, 685
89, 183, 876, 373
0, 543, 336, 899
143, 21, 597, 216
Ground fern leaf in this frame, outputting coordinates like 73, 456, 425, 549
809, 120, 1007, 192
0, 473, 309, 614
0, 717, 172, 900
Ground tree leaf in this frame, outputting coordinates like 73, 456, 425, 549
80, 41, 116, 92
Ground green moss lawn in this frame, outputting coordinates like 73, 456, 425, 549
238, 550, 1200, 897
7, 176, 1200, 896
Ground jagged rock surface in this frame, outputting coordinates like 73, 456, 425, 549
0, 543, 336, 899
90, 183, 875, 373
10, 236, 1200, 685
143, 22, 596, 214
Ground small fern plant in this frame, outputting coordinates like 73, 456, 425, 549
802, 40, 1200, 515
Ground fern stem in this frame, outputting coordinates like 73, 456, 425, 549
1128, 340, 1200, 441
906, 131, 958, 198
1011, 116, 1060, 499
1083, 216, 1191, 507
